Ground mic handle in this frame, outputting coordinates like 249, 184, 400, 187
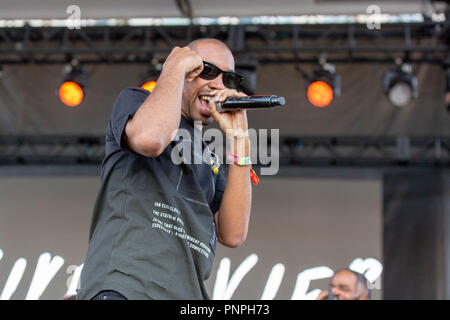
214, 95, 285, 113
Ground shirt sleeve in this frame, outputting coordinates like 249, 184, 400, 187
210, 165, 227, 214
110, 87, 150, 150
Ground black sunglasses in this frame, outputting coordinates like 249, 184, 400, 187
199, 61, 246, 89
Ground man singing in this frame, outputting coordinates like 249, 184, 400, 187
76, 38, 253, 300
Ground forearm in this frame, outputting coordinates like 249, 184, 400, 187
125, 63, 186, 155
216, 137, 252, 247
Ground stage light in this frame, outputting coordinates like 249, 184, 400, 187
307, 81, 334, 108
305, 56, 341, 108
140, 60, 161, 93
59, 81, 83, 107
383, 61, 418, 108
141, 80, 157, 92
58, 60, 88, 107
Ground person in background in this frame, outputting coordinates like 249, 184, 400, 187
317, 269, 371, 300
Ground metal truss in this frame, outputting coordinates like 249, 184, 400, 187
278, 135, 450, 167
0, 22, 448, 65
0, 135, 448, 167
0, 136, 105, 165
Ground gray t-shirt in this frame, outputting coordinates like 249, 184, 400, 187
77, 87, 226, 300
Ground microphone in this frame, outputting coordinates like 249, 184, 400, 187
213, 95, 285, 113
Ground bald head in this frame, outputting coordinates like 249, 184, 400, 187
330, 269, 370, 300
187, 38, 231, 53
187, 38, 235, 70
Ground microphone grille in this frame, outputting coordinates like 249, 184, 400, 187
271, 96, 285, 106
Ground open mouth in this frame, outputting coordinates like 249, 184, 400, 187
197, 95, 213, 116
199, 95, 212, 102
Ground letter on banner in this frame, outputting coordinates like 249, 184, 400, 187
260, 263, 285, 300
65, 264, 84, 297
1, 258, 27, 300
291, 266, 334, 300
213, 254, 258, 300
25, 252, 64, 300
349, 257, 383, 283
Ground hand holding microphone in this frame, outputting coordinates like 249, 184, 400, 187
212, 95, 286, 113
208, 89, 285, 144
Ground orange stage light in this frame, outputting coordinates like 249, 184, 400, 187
141, 80, 157, 93
59, 81, 84, 107
307, 80, 334, 108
